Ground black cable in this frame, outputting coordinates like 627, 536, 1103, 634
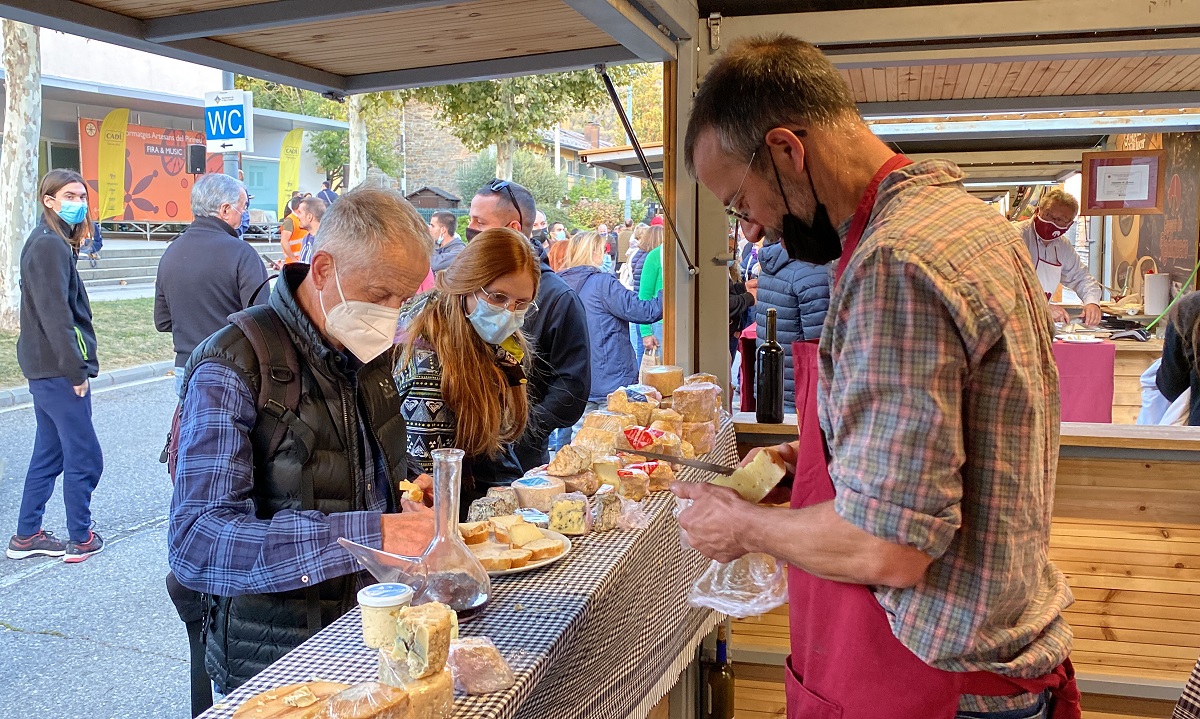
595, 64, 697, 275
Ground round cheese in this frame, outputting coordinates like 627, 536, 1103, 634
511, 475, 567, 512
640, 364, 685, 397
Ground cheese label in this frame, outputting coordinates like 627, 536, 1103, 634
625, 389, 648, 403
514, 476, 556, 489
623, 427, 664, 451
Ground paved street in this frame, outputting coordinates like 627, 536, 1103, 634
0, 379, 189, 719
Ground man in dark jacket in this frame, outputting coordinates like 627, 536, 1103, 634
428, 210, 464, 273
466, 180, 590, 470
168, 187, 432, 694
155, 173, 269, 397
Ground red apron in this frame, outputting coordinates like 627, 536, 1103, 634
784, 155, 1081, 719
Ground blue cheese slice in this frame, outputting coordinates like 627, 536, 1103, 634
592, 492, 622, 532
549, 492, 591, 536
392, 602, 454, 679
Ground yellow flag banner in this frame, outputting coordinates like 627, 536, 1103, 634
277, 129, 304, 217
97, 108, 129, 221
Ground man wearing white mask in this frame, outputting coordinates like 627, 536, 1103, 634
168, 187, 432, 696
1015, 188, 1103, 326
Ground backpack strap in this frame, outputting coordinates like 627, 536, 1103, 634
229, 306, 305, 465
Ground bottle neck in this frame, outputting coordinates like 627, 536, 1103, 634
431, 450, 464, 538
766, 310, 777, 342
716, 637, 728, 665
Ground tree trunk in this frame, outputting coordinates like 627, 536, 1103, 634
0, 22, 41, 331
495, 138, 516, 182
347, 94, 367, 189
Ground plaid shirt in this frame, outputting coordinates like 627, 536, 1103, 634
168, 362, 386, 597
819, 160, 1074, 712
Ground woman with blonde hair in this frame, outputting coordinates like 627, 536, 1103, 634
395, 227, 540, 511
9, 170, 105, 563
560, 231, 662, 432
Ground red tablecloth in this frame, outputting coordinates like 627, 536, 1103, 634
739, 335, 756, 412
1052, 339, 1116, 423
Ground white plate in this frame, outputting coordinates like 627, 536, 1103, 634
1057, 334, 1103, 344
474, 530, 573, 576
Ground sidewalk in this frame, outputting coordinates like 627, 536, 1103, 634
0, 360, 176, 409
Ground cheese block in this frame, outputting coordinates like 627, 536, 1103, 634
656, 431, 683, 458
711, 450, 787, 503
524, 537, 565, 560
458, 521, 489, 545
466, 496, 515, 523
649, 407, 684, 436
592, 455, 622, 490
682, 421, 717, 456
448, 637, 515, 694
640, 364, 685, 397
549, 492, 591, 536
404, 669, 454, 719
507, 522, 545, 548
592, 492, 622, 532
680, 440, 696, 459
581, 409, 638, 433
606, 387, 659, 426
511, 475, 566, 512
571, 427, 618, 456
486, 486, 519, 510
626, 460, 676, 492
393, 602, 454, 679
232, 682, 351, 719
395, 480, 424, 504
488, 515, 527, 544
547, 444, 592, 476
673, 382, 721, 422
617, 468, 650, 501
562, 469, 599, 496
685, 372, 719, 386
312, 682, 410, 719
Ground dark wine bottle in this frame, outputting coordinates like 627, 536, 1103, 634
704, 623, 735, 719
756, 307, 785, 423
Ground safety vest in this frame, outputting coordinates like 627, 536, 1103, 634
281, 213, 308, 263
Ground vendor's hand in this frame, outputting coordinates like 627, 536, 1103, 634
670, 481, 755, 562
412, 473, 434, 507
1049, 304, 1071, 325
381, 511, 434, 556
642, 335, 659, 351
1082, 303, 1102, 327
73, 380, 89, 398
747, 285, 758, 300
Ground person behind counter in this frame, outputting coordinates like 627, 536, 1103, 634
1015, 187, 1103, 326
395, 228, 540, 513
674, 35, 1077, 719
167, 187, 432, 696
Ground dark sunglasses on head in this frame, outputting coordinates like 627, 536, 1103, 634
488, 178, 525, 233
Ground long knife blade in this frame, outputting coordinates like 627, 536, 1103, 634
632, 450, 738, 476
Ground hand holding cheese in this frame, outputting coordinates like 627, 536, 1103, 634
709, 449, 787, 503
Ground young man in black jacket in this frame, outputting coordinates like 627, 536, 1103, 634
466, 180, 591, 470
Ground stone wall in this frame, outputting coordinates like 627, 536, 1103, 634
403, 101, 476, 198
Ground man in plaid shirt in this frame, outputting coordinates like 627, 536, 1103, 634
675, 36, 1076, 719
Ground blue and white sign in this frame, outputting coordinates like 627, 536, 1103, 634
204, 90, 254, 153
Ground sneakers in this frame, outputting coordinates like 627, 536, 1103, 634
7, 530, 67, 559
63, 531, 105, 563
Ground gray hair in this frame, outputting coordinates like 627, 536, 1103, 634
684, 35, 860, 176
1040, 187, 1079, 216
312, 186, 432, 271
191, 173, 245, 217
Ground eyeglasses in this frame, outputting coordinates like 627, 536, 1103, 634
477, 286, 537, 313
724, 150, 757, 232
488, 179, 525, 234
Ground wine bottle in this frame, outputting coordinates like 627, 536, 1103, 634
756, 307, 785, 423
704, 623, 735, 719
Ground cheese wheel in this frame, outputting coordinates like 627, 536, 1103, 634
685, 372, 719, 386
511, 475, 567, 512
313, 682, 410, 719
673, 382, 721, 423
640, 364, 685, 397
682, 421, 717, 456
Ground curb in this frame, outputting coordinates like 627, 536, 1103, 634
0, 360, 176, 408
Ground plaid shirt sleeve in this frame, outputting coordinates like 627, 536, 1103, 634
168, 362, 382, 597
824, 247, 967, 561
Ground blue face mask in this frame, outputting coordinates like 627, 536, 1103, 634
467, 295, 526, 345
600, 254, 615, 273
55, 200, 88, 226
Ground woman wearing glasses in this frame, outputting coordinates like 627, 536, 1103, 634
559, 231, 663, 434
394, 228, 540, 514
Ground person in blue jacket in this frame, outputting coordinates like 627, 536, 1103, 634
559, 231, 663, 433
754, 238, 831, 413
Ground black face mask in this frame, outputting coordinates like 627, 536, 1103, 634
771, 151, 842, 266
464, 226, 480, 242
531, 228, 548, 243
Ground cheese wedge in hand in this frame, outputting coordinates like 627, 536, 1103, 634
710, 450, 787, 503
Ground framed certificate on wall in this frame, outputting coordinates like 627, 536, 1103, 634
1081, 149, 1165, 215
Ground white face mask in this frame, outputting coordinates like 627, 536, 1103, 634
319, 262, 401, 363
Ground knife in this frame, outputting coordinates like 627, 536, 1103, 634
630, 449, 738, 476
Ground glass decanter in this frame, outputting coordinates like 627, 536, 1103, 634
413, 448, 491, 620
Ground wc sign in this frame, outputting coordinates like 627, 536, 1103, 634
204, 90, 254, 153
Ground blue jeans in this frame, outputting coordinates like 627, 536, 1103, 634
956, 692, 1048, 719
16, 377, 103, 543
175, 367, 185, 398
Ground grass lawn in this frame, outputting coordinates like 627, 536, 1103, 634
0, 298, 173, 390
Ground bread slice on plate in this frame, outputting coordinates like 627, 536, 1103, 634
458, 521, 490, 545
489, 515, 527, 544
499, 548, 533, 568
524, 538, 565, 560
476, 553, 512, 571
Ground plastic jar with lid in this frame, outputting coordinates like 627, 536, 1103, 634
358, 583, 414, 649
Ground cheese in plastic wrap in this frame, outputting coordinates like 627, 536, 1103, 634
581, 409, 638, 433
682, 421, 717, 456
377, 651, 454, 719
447, 637, 515, 695
308, 681, 410, 719
606, 387, 658, 426
672, 382, 721, 423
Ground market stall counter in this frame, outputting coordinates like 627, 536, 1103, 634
200, 419, 738, 719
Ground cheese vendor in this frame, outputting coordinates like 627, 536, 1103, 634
673, 35, 1080, 719
1014, 187, 1103, 326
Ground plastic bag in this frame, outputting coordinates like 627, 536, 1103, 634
639, 348, 660, 379
687, 553, 788, 618
447, 637, 515, 695
310, 681, 410, 718
617, 496, 652, 530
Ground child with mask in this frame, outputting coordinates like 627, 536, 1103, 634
394, 228, 540, 514
8, 170, 105, 563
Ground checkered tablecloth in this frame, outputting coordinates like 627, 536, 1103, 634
1174, 660, 1200, 718
201, 419, 737, 719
